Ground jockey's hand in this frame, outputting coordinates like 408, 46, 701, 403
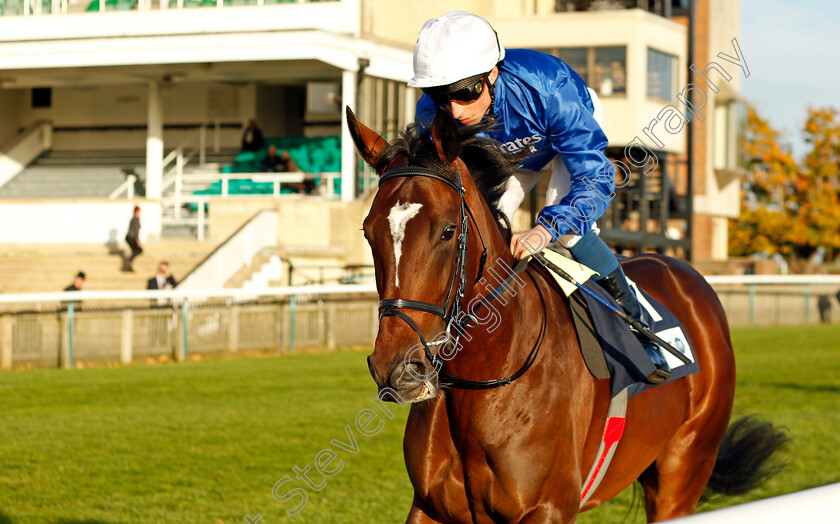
510, 224, 552, 260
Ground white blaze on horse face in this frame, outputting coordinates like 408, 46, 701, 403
388, 201, 423, 288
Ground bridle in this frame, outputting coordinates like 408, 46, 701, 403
376, 165, 546, 390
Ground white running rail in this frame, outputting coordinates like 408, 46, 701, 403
670, 483, 840, 523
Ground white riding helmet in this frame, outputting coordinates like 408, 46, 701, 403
408, 11, 505, 89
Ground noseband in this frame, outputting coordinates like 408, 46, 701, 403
376, 166, 546, 390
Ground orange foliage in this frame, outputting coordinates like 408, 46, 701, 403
729, 106, 840, 265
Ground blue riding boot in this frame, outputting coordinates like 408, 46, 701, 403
596, 268, 671, 384
565, 230, 670, 384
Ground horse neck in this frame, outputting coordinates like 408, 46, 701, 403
447, 170, 544, 376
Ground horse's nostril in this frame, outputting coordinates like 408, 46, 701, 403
367, 354, 385, 386
405, 361, 427, 380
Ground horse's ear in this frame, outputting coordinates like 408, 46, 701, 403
346, 106, 390, 171
431, 107, 461, 164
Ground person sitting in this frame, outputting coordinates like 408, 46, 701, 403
147, 261, 177, 291
263, 145, 315, 194
261, 145, 298, 173
147, 261, 177, 307
64, 271, 85, 292
62, 271, 85, 311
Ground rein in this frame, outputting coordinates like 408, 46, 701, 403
376, 166, 546, 390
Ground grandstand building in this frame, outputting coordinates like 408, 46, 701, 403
0, 0, 744, 293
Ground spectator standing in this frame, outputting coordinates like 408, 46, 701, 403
817, 294, 831, 324
241, 119, 265, 152
124, 206, 142, 272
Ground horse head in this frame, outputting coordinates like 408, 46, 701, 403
347, 106, 522, 403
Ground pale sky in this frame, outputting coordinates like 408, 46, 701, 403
740, 0, 840, 160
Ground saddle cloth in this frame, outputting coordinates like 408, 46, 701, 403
540, 250, 699, 398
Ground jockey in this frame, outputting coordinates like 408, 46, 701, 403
411, 11, 670, 383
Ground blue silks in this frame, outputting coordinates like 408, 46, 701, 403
416, 49, 616, 241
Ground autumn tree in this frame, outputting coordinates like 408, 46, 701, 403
729, 106, 840, 273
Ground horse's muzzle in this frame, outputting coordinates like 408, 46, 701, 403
367, 352, 438, 403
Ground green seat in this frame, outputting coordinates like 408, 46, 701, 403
87, 0, 136, 10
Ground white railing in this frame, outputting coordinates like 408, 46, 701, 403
162, 194, 210, 240
0, 283, 375, 306
108, 123, 220, 200
160, 125, 209, 195
0, 284, 377, 370
12, 0, 327, 16
108, 172, 137, 199
671, 483, 840, 523
704, 274, 840, 327
177, 208, 278, 290
0, 274, 838, 370
170, 171, 341, 200
22, 0, 68, 15
705, 275, 840, 285
160, 171, 341, 240
0, 120, 52, 189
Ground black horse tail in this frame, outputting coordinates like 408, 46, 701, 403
704, 415, 790, 497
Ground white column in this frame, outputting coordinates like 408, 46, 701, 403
146, 81, 164, 200
403, 85, 417, 127
341, 69, 358, 202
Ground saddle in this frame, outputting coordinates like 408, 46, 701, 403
538, 249, 699, 399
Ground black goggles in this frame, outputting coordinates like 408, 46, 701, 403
422, 72, 489, 105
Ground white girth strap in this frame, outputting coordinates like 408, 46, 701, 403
580, 387, 629, 507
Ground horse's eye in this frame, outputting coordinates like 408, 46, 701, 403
441, 225, 457, 241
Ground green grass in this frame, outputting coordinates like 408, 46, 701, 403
0, 324, 838, 523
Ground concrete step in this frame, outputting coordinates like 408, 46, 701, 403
0, 240, 217, 294
0, 165, 127, 198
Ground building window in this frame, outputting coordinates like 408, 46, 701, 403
647, 48, 677, 101
593, 47, 627, 96
714, 98, 747, 174
671, 0, 690, 16
549, 46, 627, 96
32, 87, 51, 108
554, 0, 676, 17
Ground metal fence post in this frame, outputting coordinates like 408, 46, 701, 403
749, 284, 756, 327
228, 305, 240, 352
1, 314, 12, 370
326, 302, 336, 351
804, 283, 810, 325
67, 302, 75, 368
181, 298, 189, 360
121, 309, 133, 365
289, 295, 296, 354
277, 302, 286, 353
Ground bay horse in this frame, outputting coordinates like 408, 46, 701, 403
348, 106, 786, 523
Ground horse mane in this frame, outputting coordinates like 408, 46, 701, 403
375, 121, 529, 241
